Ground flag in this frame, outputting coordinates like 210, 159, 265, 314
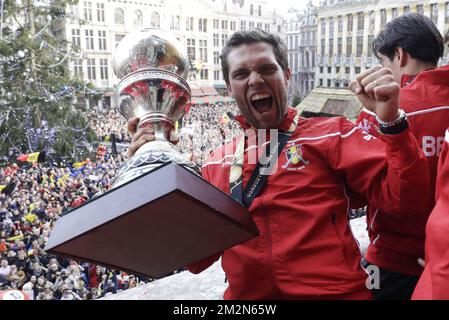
72, 160, 88, 169
220, 113, 231, 125
0, 182, 16, 196
0, 185, 5, 193
16, 151, 45, 163
57, 173, 70, 186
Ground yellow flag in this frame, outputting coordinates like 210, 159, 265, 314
0, 185, 6, 192
27, 152, 40, 163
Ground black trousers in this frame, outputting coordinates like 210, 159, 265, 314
362, 259, 420, 300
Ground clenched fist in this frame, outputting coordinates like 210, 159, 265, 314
350, 65, 400, 123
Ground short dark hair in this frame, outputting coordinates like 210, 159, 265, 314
373, 13, 444, 65
220, 29, 288, 85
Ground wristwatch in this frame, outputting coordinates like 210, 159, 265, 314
376, 109, 409, 135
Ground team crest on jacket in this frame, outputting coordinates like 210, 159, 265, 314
282, 143, 309, 171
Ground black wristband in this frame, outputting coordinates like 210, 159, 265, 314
378, 111, 409, 135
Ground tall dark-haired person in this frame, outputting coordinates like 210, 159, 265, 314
128, 30, 431, 300
356, 13, 449, 300
413, 128, 449, 300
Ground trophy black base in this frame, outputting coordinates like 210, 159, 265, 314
45, 162, 259, 278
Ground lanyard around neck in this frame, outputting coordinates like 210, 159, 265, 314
229, 114, 300, 208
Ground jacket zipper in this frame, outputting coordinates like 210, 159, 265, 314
261, 198, 283, 299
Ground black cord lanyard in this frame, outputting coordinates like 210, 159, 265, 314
229, 114, 299, 208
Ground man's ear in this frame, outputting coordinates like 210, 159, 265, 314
284, 67, 291, 85
396, 47, 408, 68
227, 83, 233, 97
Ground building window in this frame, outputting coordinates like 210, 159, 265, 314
213, 34, 219, 47
346, 36, 352, 55
250, 4, 254, 15
134, 10, 143, 27
416, 5, 424, 15
446, 2, 449, 24
98, 30, 106, 51
213, 19, 219, 29
369, 11, 375, 33
222, 20, 228, 30
199, 19, 207, 33
338, 16, 343, 33
327, 79, 331, 87
356, 36, 363, 57
249, 22, 254, 29
321, 18, 326, 33
96, 3, 105, 22
87, 58, 96, 80
355, 66, 361, 74
231, 21, 236, 31
329, 38, 334, 56
186, 17, 194, 31
345, 67, 350, 74
404, 6, 410, 14
199, 40, 207, 62
327, 67, 332, 73
380, 9, 387, 28
347, 14, 353, 32
99, 58, 108, 80
357, 12, 364, 31
85, 29, 94, 50
430, 4, 438, 24
214, 70, 220, 81
329, 17, 334, 34
321, 39, 325, 55
151, 12, 160, 28
257, 22, 262, 29
71, 29, 80, 48
73, 59, 83, 77
200, 69, 208, 80
392, 8, 398, 19
320, 67, 323, 73
222, 34, 228, 47
114, 8, 124, 25
213, 51, 219, 65
83, 1, 92, 22
368, 35, 374, 57
319, 79, 323, 87
337, 38, 342, 56
115, 34, 125, 47
258, 5, 262, 16
265, 24, 270, 32
171, 15, 180, 30
241, 21, 247, 30
187, 39, 196, 61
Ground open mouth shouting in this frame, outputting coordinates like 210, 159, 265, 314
250, 92, 273, 113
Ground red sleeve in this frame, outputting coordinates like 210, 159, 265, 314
329, 118, 431, 217
185, 164, 221, 274
355, 108, 381, 138
430, 131, 449, 298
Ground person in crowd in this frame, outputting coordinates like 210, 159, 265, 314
356, 13, 449, 300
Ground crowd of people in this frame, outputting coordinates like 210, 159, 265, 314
0, 100, 250, 299
177, 102, 242, 166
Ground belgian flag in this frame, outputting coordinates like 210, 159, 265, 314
16, 151, 46, 163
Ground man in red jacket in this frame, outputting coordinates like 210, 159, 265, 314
413, 127, 449, 300
356, 13, 449, 300
128, 29, 430, 299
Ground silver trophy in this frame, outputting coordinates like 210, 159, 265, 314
45, 29, 258, 279
112, 29, 198, 187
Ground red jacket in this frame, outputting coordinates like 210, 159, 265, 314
413, 129, 449, 299
187, 108, 430, 299
356, 65, 449, 275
